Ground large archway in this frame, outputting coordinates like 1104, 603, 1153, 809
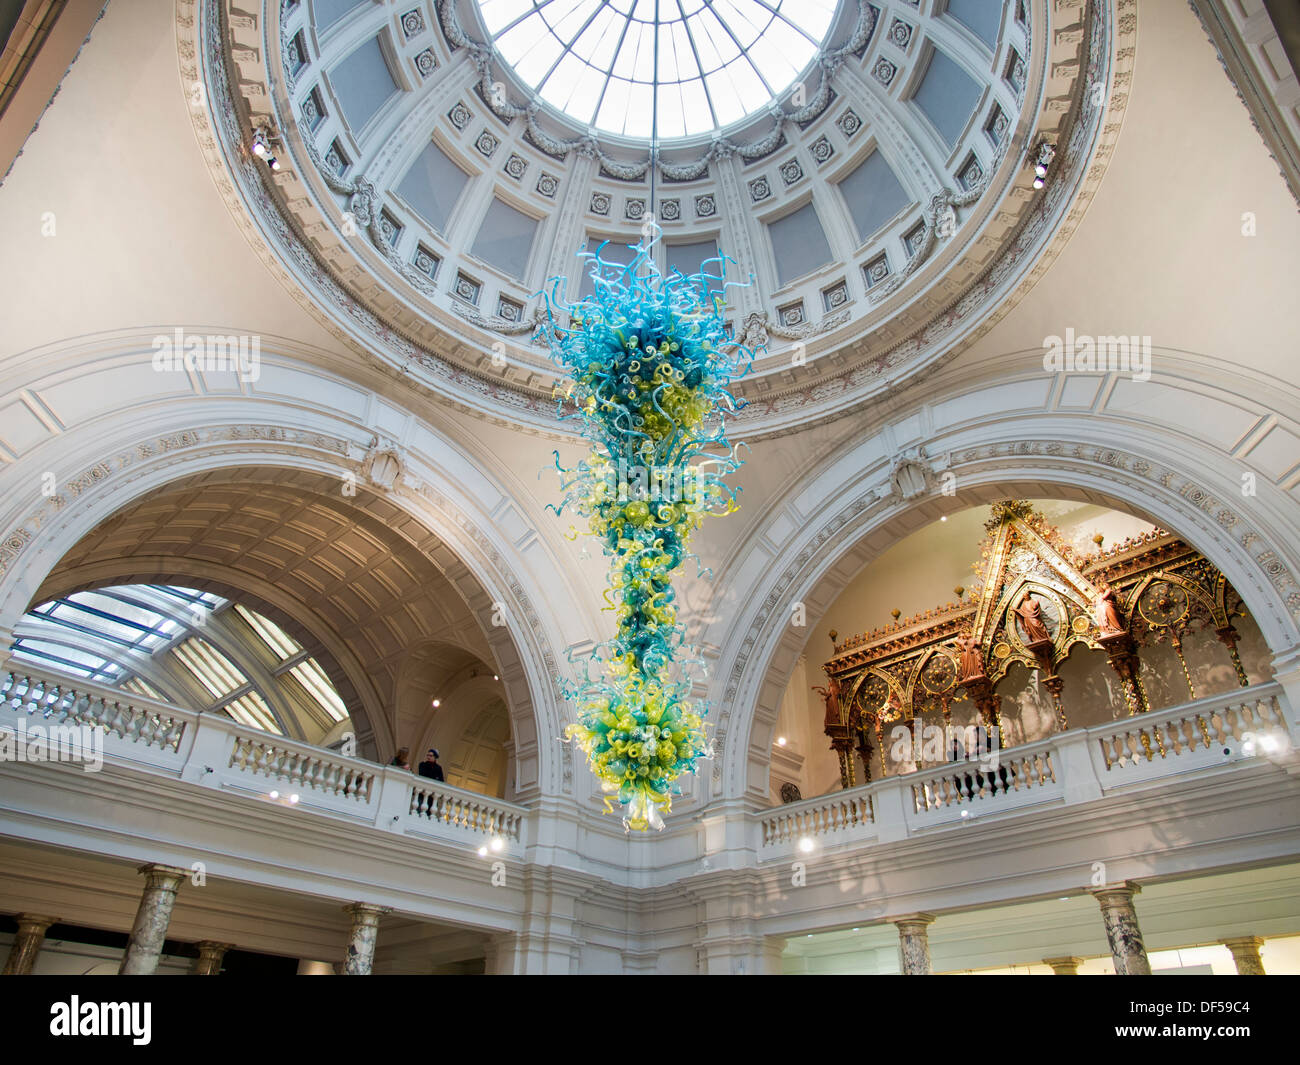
706, 395, 1300, 805
0, 374, 583, 800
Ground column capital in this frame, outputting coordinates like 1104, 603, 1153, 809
195, 940, 235, 952
1089, 880, 1141, 902
1043, 955, 1085, 974
136, 863, 188, 887
343, 902, 391, 921
1218, 935, 1264, 949
889, 912, 936, 929
14, 913, 60, 933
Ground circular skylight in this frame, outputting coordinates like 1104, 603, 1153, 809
475, 0, 840, 139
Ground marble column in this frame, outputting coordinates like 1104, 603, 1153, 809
1043, 955, 1085, 975
2, 913, 59, 975
190, 940, 234, 975
1219, 936, 1266, 975
119, 864, 188, 975
342, 903, 389, 975
891, 913, 936, 975
1090, 882, 1151, 975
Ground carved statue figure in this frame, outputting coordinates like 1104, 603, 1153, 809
1095, 583, 1125, 635
812, 673, 844, 727
954, 633, 985, 682
1014, 592, 1052, 645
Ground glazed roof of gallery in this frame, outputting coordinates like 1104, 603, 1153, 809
9, 584, 349, 737
207, 0, 1123, 434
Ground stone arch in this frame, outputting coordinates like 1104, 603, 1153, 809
0, 418, 570, 801
711, 426, 1300, 804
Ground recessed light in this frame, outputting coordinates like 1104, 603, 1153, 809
432, 698, 441, 708
776, 736, 787, 746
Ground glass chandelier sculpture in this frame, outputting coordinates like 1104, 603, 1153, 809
539, 231, 755, 830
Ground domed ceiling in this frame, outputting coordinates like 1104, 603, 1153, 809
187, 0, 1132, 436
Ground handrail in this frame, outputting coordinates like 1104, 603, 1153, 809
0, 661, 528, 848
0, 665, 192, 754
758, 682, 1286, 849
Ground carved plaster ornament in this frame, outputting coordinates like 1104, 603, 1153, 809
361, 437, 404, 490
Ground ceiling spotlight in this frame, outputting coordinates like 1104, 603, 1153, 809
432, 698, 441, 708
477, 845, 488, 857
1030, 140, 1056, 190
798, 836, 814, 853
251, 129, 268, 157
776, 736, 787, 747
493, 674, 499, 681
269, 156, 282, 172
940, 515, 948, 522
490, 836, 504, 852
289, 793, 300, 804
269, 790, 279, 799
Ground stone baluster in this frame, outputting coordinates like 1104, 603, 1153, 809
190, 940, 234, 975
1043, 955, 1084, 974
1219, 936, 1266, 975
1090, 882, 1151, 975
120, 864, 188, 974
342, 902, 389, 975
2, 913, 60, 974
891, 913, 936, 974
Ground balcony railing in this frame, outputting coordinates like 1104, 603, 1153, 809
0, 664, 527, 849
2, 663, 1289, 864
758, 683, 1289, 858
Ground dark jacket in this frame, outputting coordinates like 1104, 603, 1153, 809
418, 760, 444, 782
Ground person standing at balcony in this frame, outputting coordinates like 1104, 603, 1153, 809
390, 747, 412, 771
418, 748, 444, 782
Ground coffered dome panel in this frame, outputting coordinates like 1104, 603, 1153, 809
197, 0, 1128, 434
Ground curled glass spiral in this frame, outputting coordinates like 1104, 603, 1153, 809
538, 228, 757, 830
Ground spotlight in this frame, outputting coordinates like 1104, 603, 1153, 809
432, 698, 441, 708
1260, 734, 1281, 754
269, 790, 279, 799
251, 128, 283, 173
493, 674, 499, 681
490, 836, 504, 852
776, 736, 787, 747
477, 845, 488, 857
940, 515, 948, 522
1030, 140, 1056, 190
798, 836, 814, 853
289, 793, 300, 804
